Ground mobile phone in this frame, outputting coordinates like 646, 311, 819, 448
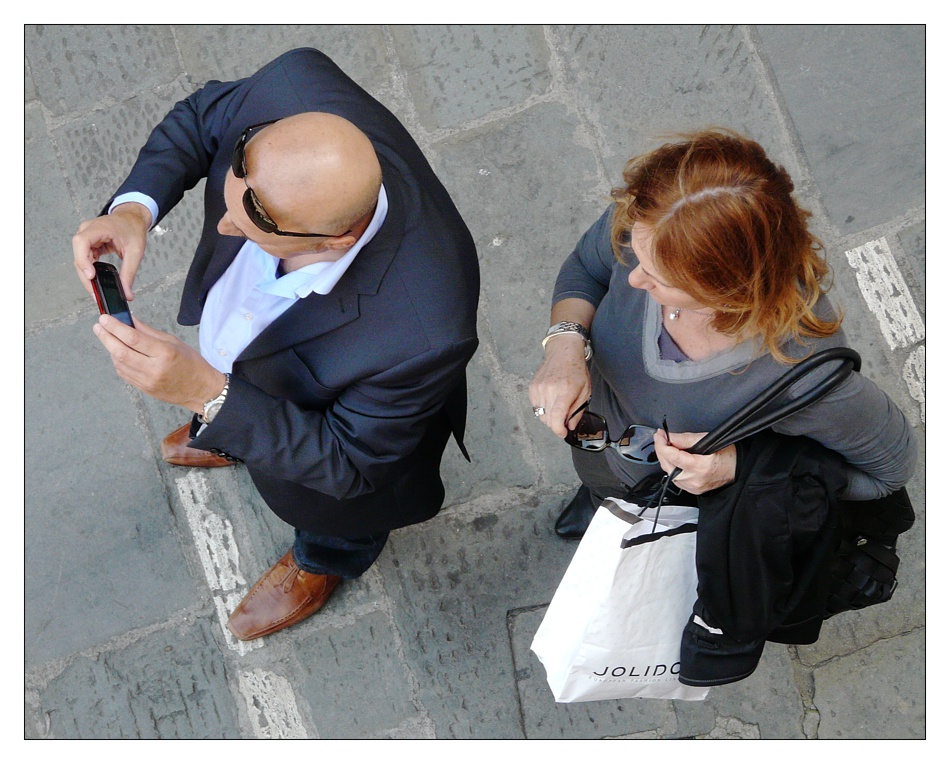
92, 261, 134, 327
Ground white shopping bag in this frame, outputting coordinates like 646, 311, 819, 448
531, 496, 708, 702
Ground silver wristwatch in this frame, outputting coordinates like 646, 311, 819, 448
200, 373, 230, 424
541, 321, 592, 360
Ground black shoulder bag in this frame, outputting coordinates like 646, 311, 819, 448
647, 347, 914, 618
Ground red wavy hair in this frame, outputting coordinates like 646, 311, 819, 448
610, 129, 841, 363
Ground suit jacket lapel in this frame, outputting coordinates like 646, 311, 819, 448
203, 235, 244, 300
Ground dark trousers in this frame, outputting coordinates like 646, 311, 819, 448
292, 528, 389, 579
188, 414, 388, 580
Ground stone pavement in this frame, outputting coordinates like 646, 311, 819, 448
24, 25, 925, 739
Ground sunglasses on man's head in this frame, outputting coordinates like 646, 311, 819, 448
563, 401, 659, 463
230, 120, 351, 239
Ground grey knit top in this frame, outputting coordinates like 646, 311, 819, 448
553, 207, 917, 501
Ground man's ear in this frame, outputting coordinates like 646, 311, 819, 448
324, 234, 358, 250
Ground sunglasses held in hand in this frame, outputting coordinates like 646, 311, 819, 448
563, 401, 659, 464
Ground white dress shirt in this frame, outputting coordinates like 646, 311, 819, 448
110, 186, 388, 374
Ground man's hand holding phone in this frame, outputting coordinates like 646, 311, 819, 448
73, 202, 151, 302
79, 204, 225, 415
93, 315, 227, 415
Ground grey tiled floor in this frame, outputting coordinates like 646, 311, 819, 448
25, 24, 924, 739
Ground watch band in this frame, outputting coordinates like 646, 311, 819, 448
542, 321, 593, 360
200, 373, 230, 424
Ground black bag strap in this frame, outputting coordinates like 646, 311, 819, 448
659, 347, 860, 489
687, 347, 861, 457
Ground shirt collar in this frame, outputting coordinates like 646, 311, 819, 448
261, 183, 389, 299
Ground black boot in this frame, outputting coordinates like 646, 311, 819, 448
554, 485, 598, 540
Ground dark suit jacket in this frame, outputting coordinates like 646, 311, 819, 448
109, 49, 480, 537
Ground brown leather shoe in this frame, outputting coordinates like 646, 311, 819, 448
227, 549, 342, 640
161, 423, 234, 467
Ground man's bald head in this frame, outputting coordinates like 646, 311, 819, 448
244, 113, 382, 236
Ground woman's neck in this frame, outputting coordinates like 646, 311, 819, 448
661, 304, 739, 361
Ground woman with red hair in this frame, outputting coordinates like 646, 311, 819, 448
529, 129, 917, 539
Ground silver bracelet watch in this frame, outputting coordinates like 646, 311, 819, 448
541, 321, 592, 361
200, 373, 230, 424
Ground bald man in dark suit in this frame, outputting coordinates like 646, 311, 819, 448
73, 48, 480, 640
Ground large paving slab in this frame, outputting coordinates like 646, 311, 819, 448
25, 25, 183, 118
755, 25, 925, 237
174, 25, 393, 95
25, 319, 198, 668
27, 618, 240, 739
390, 25, 553, 130
290, 609, 422, 738
432, 101, 607, 383
549, 25, 792, 181
437, 346, 539, 507
813, 629, 925, 739
376, 491, 577, 739
24, 104, 81, 324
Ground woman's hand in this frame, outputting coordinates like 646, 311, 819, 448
653, 430, 737, 494
528, 334, 591, 438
